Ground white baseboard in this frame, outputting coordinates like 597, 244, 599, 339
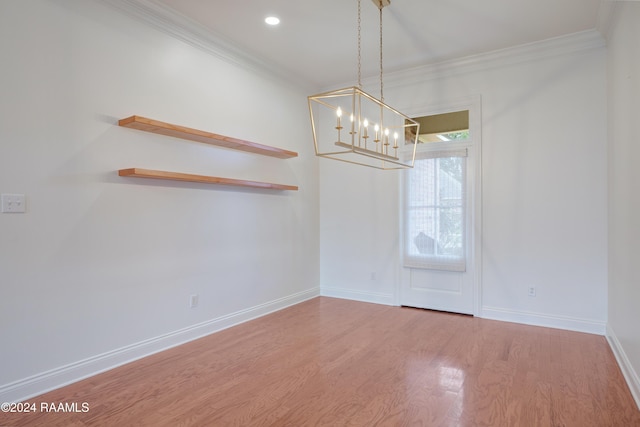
0, 288, 320, 403
320, 286, 395, 306
606, 324, 640, 411
481, 306, 606, 335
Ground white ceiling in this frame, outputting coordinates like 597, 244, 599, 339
152, 0, 603, 89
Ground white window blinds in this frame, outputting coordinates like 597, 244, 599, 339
404, 149, 467, 271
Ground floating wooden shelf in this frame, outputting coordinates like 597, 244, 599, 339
119, 116, 298, 159
118, 168, 298, 191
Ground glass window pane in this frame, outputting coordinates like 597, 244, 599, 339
405, 154, 466, 270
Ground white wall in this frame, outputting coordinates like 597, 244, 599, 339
0, 0, 319, 400
320, 162, 401, 304
606, 2, 640, 407
320, 33, 608, 333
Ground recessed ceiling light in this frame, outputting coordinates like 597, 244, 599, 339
265, 16, 280, 26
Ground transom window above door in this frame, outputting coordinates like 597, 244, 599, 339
406, 110, 469, 144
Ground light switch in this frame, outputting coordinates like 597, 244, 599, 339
1, 193, 26, 213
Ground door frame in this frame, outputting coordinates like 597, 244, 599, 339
395, 95, 483, 316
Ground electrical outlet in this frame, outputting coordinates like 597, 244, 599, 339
1, 193, 26, 213
189, 294, 199, 308
528, 287, 536, 297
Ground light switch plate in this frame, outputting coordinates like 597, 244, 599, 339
1, 194, 26, 213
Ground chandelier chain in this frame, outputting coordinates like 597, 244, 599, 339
308, 0, 420, 170
357, 0, 362, 88
379, 1, 384, 102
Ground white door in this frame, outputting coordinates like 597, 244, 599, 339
402, 268, 474, 314
399, 103, 480, 315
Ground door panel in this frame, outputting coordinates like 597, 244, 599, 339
409, 269, 462, 292
402, 268, 473, 314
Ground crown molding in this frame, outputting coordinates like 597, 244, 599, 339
101, 0, 313, 91
102, 0, 605, 95
356, 29, 606, 92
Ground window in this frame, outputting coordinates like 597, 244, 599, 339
404, 149, 467, 271
410, 110, 469, 144
403, 108, 471, 271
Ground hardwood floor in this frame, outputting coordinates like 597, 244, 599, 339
2, 297, 639, 426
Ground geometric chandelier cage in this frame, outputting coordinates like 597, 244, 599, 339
308, 86, 419, 169
308, 0, 419, 170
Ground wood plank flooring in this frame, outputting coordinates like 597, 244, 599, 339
2, 297, 639, 426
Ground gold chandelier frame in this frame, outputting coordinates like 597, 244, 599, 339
308, 87, 419, 169
307, 0, 419, 170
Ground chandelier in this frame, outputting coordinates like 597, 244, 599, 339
308, 0, 419, 170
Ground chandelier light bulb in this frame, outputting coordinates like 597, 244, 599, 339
335, 107, 343, 142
